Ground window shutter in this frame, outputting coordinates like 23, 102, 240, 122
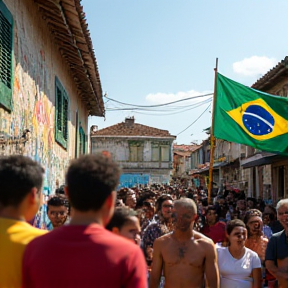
56, 87, 62, 132
55, 77, 68, 149
63, 96, 68, 141
0, 1, 13, 111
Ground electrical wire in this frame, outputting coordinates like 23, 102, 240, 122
104, 93, 213, 108
116, 98, 212, 116
105, 97, 212, 112
176, 103, 211, 136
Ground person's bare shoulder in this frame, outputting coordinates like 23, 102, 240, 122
155, 232, 173, 243
194, 230, 214, 246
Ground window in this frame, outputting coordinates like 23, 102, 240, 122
151, 142, 160, 161
55, 77, 69, 149
79, 126, 86, 155
129, 141, 143, 162
161, 144, 170, 161
0, 1, 13, 111
151, 141, 170, 161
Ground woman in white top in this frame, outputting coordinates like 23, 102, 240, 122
217, 219, 262, 288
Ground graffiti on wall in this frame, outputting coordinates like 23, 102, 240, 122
0, 53, 69, 194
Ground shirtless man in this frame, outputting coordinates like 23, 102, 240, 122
150, 198, 219, 288
265, 199, 288, 288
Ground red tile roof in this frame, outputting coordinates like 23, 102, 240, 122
173, 144, 201, 152
91, 118, 176, 138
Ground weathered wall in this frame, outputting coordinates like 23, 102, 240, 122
2, 0, 88, 193
91, 136, 173, 186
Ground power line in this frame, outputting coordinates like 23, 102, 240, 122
109, 98, 212, 116
176, 103, 211, 136
104, 93, 213, 108
105, 97, 212, 112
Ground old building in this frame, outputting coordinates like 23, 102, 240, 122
241, 56, 288, 203
0, 0, 104, 193
173, 144, 200, 176
191, 136, 249, 195
90, 117, 176, 187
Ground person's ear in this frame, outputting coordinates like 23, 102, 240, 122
106, 191, 116, 209
111, 227, 120, 235
28, 187, 38, 204
64, 186, 69, 197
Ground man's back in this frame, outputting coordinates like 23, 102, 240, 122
23, 224, 147, 288
0, 217, 47, 288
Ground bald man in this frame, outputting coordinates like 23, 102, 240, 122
150, 198, 219, 288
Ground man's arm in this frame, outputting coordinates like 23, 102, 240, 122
204, 241, 219, 288
149, 238, 163, 288
264, 235, 288, 281
265, 260, 288, 281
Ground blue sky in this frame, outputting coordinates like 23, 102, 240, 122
83, 0, 288, 144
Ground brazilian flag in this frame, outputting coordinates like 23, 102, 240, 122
214, 73, 288, 155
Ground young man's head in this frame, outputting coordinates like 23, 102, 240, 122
47, 194, 70, 228
205, 205, 219, 226
0, 155, 44, 221
106, 207, 141, 245
65, 154, 121, 225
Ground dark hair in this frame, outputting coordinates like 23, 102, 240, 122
106, 206, 137, 231
65, 154, 121, 211
206, 205, 219, 221
247, 197, 256, 207
55, 184, 65, 195
226, 219, 246, 235
155, 194, 173, 212
243, 209, 262, 225
0, 155, 44, 207
47, 194, 70, 214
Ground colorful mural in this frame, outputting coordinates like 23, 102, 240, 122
0, 58, 69, 195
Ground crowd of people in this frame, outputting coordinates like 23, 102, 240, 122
0, 153, 288, 288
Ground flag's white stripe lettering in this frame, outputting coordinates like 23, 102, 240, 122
243, 112, 273, 129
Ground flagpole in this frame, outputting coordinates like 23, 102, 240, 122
208, 58, 218, 204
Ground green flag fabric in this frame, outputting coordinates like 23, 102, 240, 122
214, 73, 288, 155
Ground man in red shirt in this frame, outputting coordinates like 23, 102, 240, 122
23, 154, 147, 288
201, 205, 226, 244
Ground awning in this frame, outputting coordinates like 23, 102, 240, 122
241, 152, 286, 169
192, 161, 229, 174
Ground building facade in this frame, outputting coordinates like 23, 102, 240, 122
90, 117, 176, 187
241, 57, 288, 203
0, 0, 104, 194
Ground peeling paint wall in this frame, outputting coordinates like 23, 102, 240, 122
2, 0, 89, 193
91, 136, 173, 186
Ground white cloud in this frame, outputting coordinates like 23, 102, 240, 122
233, 56, 278, 77
145, 90, 212, 104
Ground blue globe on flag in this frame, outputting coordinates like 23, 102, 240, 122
242, 105, 274, 136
